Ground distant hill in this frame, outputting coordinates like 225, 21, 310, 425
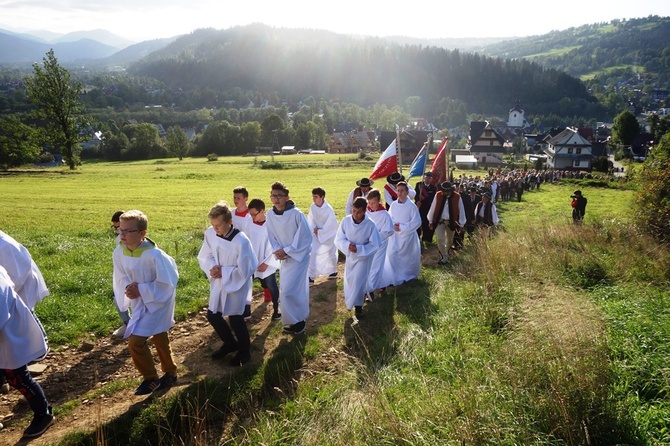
128, 25, 600, 118
54, 29, 135, 49
476, 15, 670, 80
0, 31, 121, 63
94, 37, 177, 67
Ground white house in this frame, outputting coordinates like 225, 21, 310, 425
544, 127, 593, 171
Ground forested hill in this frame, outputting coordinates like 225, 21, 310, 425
128, 24, 601, 119
477, 15, 670, 81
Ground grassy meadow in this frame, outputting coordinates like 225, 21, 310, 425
3, 156, 670, 445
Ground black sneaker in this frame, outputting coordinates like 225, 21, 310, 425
271, 312, 282, 321
134, 379, 160, 395
243, 304, 252, 320
328, 272, 338, 280
211, 343, 238, 359
283, 320, 306, 335
308, 277, 315, 285
229, 352, 251, 367
156, 373, 177, 391
355, 306, 364, 319
23, 407, 54, 438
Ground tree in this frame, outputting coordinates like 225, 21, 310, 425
24, 50, 87, 170
165, 126, 191, 160
635, 134, 670, 243
611, 109, 640, 150
0, 115, 42, 169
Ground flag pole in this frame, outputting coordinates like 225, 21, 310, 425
444, 137, 450, 182
424, 133, 432, 176
395, 124, 402, 175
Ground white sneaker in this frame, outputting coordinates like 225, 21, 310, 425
112, 324, 127, 338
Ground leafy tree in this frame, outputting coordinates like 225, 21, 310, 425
0, 115, 42, 168
611, 109, 640, 149
635, 134, 670, 243
103, 132, 130, 161
24, 50, 87, 170
196, 121, 230, 156
260, 114, 285, 147
165, 125, 191, 160
122, 123, 164, 160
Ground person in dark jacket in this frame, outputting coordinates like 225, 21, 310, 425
571, 190, 587, 224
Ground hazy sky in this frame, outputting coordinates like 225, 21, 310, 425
1, 0, 669, 42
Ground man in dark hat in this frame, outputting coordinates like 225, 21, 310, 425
427, 181, 466, 264
384, 172, 415, 210
414, 171, 437, 244
474, 192, 499, 239
570, 190, 587, 224
345, 178, 374, 215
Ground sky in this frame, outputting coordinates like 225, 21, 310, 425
1, 0, 669, 43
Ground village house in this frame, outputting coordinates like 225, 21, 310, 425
378, 130, 432, 165
328, 130, 375, 154
543, 127, 593, 171
467, 121, 506, 166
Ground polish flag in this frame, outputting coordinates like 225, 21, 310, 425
369, 138, 398, 181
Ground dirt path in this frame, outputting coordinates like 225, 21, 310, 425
0, 246, 442, 445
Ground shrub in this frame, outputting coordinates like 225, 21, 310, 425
635, 134, 670, 243
206, 153, 218, 162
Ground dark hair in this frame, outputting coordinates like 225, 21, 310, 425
248, 198, 266, 212
312, 187, 326, 197
353, 196, 367, 210
111, 210, 125, 223
233, 186, 249, 198
271, 181, 288, 195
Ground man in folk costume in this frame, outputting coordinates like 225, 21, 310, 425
414, 171, 437, 244
384, 172, 416, 210
384, 181, 422, 285
428, 182, 467, 265
198, 201, 258, 367
0, 230, 50, 394
265, 181, 312, 335
113, 210, 179, 395
307, 187, 339, 283
0, 266, 54, 438
365, 188, 395, 295
247, 198, 282, 321
474, 192, 499, 239
335, 197, 381, 319
345, 177, 374, 216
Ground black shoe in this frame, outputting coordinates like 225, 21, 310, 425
134, 379, 160, 395
22, 407, 55, 438
211, 343, 238, 359
272, 312, 282, 321
243, 304, 252, 320
365, 292, 374, 302
355, 306, 364, 319
283, 320, 306, 335
156, 373, 177, 391
328, 272, 338, 280
229, 352, 251, 367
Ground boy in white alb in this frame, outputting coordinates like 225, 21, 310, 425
199, 201, 258, 366
307, 187, 339, 283
0, 265, 54, 438
247, 198, 282, 321
232, 186, 254, 319
113, 210, 179, 395
385, 182, 422, 285
265, 181, 312, 335
335, 197, 380, 319
364, 189, 395, 295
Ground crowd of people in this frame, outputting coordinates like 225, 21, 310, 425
1, 167, 584, 437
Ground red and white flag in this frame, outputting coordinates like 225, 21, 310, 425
369, 138, 398, 181
429, 138, 448, 184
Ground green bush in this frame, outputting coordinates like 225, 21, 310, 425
206, 153, 218, 161
635, 134, 670, 243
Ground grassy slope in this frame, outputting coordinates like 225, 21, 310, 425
3, 159, 668, 444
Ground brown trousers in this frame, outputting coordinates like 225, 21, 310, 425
128, 332, 177, 380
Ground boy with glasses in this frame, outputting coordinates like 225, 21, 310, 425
113, 210, 179, 395
265, 182, 312, 335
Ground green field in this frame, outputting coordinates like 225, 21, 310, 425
6, 157, 668, 445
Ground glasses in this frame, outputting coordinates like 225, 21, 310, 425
117, 229, 140, 235
270, 194, 286, 199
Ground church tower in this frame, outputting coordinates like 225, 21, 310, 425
507, 98, 527, 128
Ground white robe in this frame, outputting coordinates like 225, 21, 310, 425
345, 188, 370, 216
246, 222, 281, 280
198, 227, 258, 316
0, 266, 48, 370
307, 199, 339, 278
0, 230, 50, 310
232, 210, 253, 236
113, 240, 178, 339
384, 184, 416, 208
366, 208, 395, 291
335, 215, 380, 309
266, 204, 312, 325
384, 198, 422, 286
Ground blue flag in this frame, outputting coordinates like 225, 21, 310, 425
407, 144, 428, 180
